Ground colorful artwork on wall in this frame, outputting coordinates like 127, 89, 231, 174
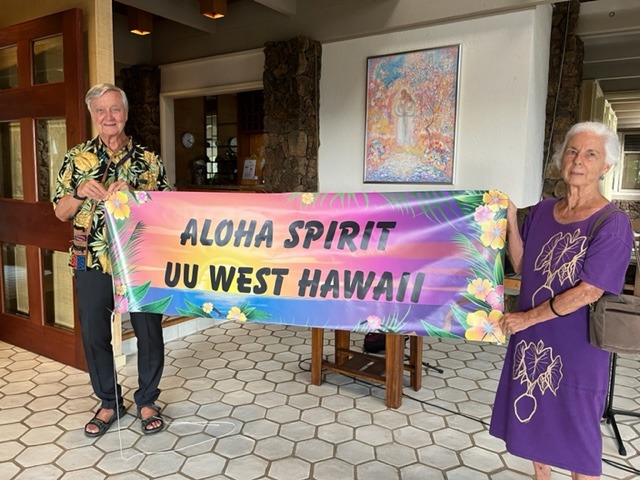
364, 45, 460, 184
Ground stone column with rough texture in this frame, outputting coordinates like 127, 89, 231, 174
120, 65, 161, 155
542, 0, 583, 200
263, 37, 321, 193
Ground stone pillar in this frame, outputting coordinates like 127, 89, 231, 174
506, 1, 583, 312
542, 0, 583, 199
120, 65, 161, 154
262, 37, 321, 192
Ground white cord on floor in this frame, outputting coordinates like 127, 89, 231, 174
112, 416, 238, 461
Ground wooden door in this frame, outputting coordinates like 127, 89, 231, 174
0, 9, 87, 368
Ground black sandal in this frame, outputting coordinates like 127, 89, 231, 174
138, 404, 164, 435
84, 404, 127, 438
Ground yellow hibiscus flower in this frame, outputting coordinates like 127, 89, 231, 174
465, 309, 504, 342
105, 191, 130, 220
482, 190, 508, 212
479, 218, 507, 249
467, 278, 493, 301
227, 306, 247, 322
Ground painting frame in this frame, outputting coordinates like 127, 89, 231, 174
363, 44, 461, 184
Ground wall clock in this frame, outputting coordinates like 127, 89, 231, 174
181, 132, 195, 148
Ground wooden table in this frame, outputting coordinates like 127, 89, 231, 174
310, 328, 423, 408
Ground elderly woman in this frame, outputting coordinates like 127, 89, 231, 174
53, 83, 172, 437
490, 122, 633, 479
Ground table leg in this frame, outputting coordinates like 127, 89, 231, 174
409, 336, 423, 391
335, 330, 350, 365
385, 334, 404, 408
311, 328, 324, 385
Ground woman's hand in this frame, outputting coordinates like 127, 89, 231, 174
500, 311, 531, 335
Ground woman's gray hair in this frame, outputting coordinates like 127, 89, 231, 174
85, 83, 129, 111
552, 121, 620, 169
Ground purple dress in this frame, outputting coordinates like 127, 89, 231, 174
490, 198, 633, 476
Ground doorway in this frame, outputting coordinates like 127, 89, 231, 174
0, 9, 87, 368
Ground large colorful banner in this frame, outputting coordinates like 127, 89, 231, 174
105, 190, 507, 343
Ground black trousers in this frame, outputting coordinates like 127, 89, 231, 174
76, 269, 164, 410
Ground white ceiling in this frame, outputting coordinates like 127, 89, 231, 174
113, 0, 640, 131
578, 0, 640, 130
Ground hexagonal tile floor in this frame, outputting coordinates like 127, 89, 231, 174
1, 322, 640, 479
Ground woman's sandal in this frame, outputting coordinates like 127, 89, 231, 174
138, 404, 165, 435
84, 404, 127, 438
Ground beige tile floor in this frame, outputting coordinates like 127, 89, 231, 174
1, 321, 640, 480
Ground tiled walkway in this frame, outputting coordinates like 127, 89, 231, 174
1, 322, 640, 479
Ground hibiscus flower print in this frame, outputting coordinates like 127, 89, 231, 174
483, 190, 508, 212
479, 219, 507, 250
465, 309, 503, 342
227, 306, 247, 322
467, 278, 493, 302
474, 205, 494, 223
366, 315, 382, 330
105, 191, 131, 220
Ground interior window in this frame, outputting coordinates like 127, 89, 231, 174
614, 132, 640, 198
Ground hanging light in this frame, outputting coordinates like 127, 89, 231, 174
200, 0, 227, 19
128, 7, 153, 36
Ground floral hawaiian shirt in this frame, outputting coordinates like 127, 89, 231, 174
53, 136, 172, 274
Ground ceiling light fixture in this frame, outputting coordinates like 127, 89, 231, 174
200, 0, 227, 19
128, 7, 153, 36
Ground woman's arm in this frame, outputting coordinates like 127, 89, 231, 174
506, 199, 524, 273
500, 281, 604, 335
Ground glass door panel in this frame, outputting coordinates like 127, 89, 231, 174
42, 249, 73, 330
0, 45, 18, 89
2, 243, 29, 316
0, 121, 22, 200
33, 35, 64, 85
36, 118, 67, 201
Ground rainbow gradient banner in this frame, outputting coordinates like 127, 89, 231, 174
105, 190, 507, 343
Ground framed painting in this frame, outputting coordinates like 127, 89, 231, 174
364, 45, 460, 184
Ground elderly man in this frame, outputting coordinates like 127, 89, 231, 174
53, 83, 172, 437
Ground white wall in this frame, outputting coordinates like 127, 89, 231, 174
319, 6, 551, 207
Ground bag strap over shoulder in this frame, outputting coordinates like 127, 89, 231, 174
587, 205, 619, 240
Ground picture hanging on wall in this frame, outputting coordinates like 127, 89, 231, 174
364, 45, 460, 184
